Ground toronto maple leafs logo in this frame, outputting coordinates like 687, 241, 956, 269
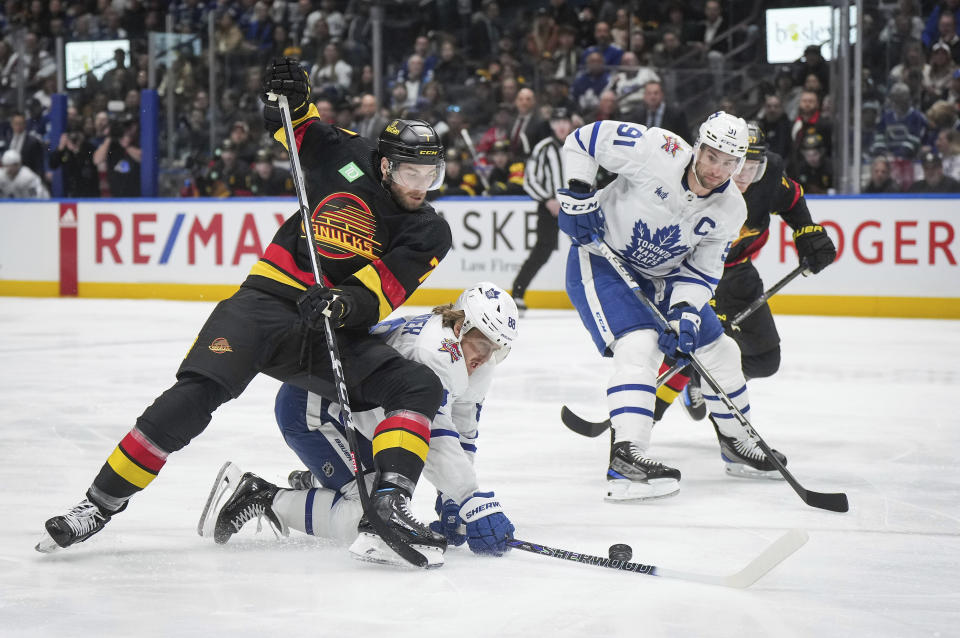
661, 135, 680, 157
439, 338, 462, 363
623, 219, 689, 269
484, 288, 500, 299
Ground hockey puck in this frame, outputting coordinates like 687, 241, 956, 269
608, 543, 633, 562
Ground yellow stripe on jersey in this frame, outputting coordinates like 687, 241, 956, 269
272, 104, 321, 150
352, 264, 392, 320
249, 261, 308, 291
372, 429, 430, 463
106, 447, 157, 489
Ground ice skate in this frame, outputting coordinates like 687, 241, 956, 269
348, 486, 446, 568
198, 462, 288, 543
287, 469, 318, 490
36, 493, 122, 553
681, 370, 707, 421
605, 441, 681, 502
712, 419, 787, 479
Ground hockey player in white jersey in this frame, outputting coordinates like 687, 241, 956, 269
557, 111, 787, 502
198, 283, 519, 566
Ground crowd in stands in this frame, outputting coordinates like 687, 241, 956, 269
2, 0, 960, 200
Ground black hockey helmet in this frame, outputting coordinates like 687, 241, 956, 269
378, 119, 445, 190
745, 121, 767, 162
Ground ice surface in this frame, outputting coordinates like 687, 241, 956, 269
1, 298, 958, 637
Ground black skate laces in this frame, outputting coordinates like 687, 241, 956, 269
63, 500, 106, 536
622, 444, 665, 469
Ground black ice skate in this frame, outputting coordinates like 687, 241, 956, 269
712, 419, 787, 479
681, 370, 707, 421
287, 469, 318, 490
348, 486, 446, 568
605, 440, 681, 502
35, 493, 122, 553
198, 462, 288, 543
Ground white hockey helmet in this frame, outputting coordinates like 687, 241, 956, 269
694, 111, 749, 175
454, 282, 519, 363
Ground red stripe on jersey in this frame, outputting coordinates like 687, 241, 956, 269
294, 119, 316, 153
787, 178, 802, 210
119, 428, 167, 473
374, 411, 431, 442
372, 260, 407, 309
261, 243, 332, 287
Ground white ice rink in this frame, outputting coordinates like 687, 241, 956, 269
2, 297, 959, 637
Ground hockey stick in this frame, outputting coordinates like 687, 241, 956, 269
272, 93, 429, 567
507, 529, 808, 588
561, 264, 809, 437
592, 239, 849, 513
561, 362, 686, 437
460, 129, 491, 192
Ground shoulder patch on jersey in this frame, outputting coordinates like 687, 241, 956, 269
660, 134, 681, 157
338, 161, 364, 182
624, 219, 689, 270
438, 338, 462, 363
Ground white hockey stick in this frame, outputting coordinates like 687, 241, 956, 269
508, 529, 809, 589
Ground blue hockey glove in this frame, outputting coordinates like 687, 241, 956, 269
459, 491, 515, 556
428, 493, 466, 546
557, 187, 604, 246
657, 303, 702, 357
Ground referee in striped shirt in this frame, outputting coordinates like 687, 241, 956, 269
511, 107, 574, 313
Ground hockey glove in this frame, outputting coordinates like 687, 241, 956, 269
297, 285, 351, 330
428, 493, 466, 546
793, 224, 836, 274
557, 186, 605, 246
657, 303, 702, 357
260, 57, 311, 133
459, 491, 515, 556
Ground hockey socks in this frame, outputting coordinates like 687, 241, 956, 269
370, 410, 431, 490
653, 360, 691, 421
271, 485, 363, 542
89, 427, 169, 512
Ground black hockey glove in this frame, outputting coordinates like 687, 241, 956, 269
793, 224, 836, 274
260, 57, 311, 133
297, 285, 352, 330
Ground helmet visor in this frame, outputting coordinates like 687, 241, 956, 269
388, 159, 445, 191
734, 157, 768, 187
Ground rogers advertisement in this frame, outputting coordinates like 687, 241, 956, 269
0, 196, 957, 317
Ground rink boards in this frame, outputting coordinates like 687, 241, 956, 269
0, 195, 957, 318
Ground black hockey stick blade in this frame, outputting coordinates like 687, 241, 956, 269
798, 487, 849, 513
507, 529, 809, 588
561, 405, 611, 437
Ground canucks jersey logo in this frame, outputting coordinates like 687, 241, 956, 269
624, 219, 688, 269
661, 135, 680, 157
439, 338, 462, 363
309, 191, 382, 260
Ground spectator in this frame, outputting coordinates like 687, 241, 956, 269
629, 29, 654, 66
243, 2, 275, 53
101, 48, 136, 97
793, 133, 833, 194
93, 116, 141, 198
650, 28, 687, 69
310, 42, 353, 96
589, 89, 621, 122
791, 89, 832, 160
525, 8, 558, 60
757, 94, 792, 158
931, 10, 960, 64
924, 43, 958, 103
605, 50, 660, 112
948, 68, 960, 106
476, 102, 514, 156
468, 0, 504, 62
201, 139, 252, 197
352, 93, 388, 143
794, 44, 830, 92
427, 151, 480, 199
543, 76, 578, 114
581, 21, 623, 67
552, 24, 580, 80
571, 50, 609, 113
0, 149, 48, 198
871, 82, 929, 161
314, 97, 336, 124
395, 53, 429, 110
660, 3, 696, 46
863, 156, 901, 193
484, 139, 525, 195
922, 0, 960, 53
936, 129, 960, 180
249, 148, 293, 196
628, 79, 690, 141
908, 151, 960, 191
546, 0, 579, 30
890, 40, 929, 85
432, 38, 469, 94
49, 129, 100, 198
508, 87, 543, 156
403, 35, 438, 79
772, 65, 802, 120
861, 100, 882, 162
227, 120, 258, 166
926, 100, 959, 146
1, 112, 45, 178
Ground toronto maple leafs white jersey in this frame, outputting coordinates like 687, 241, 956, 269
313, 312, 493, 503
563, 121, 747, 310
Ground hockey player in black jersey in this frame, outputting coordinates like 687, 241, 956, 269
38, 58, 453, 566
653, 122, 836, 476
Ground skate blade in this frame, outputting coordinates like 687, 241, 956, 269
197, 461, 245, 538
35, 532, 62, 554
348, 531, 444, 569
724, 463, 785, 480
604, 478, 680, 502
